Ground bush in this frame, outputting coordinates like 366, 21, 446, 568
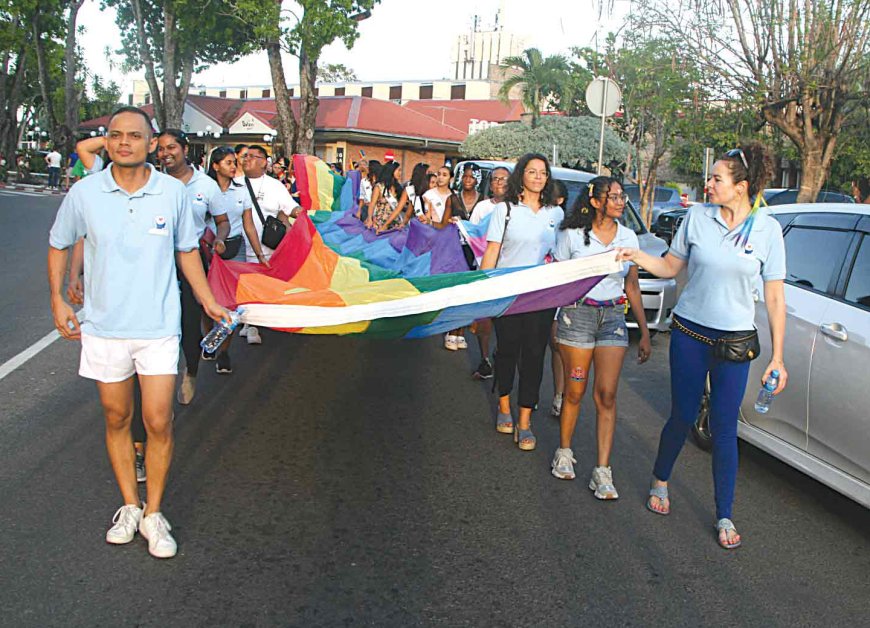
461, 116, 629, 166
663, 181, 682, 194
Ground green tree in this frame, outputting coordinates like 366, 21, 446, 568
634, 0, 870, 202
319, 62, 357, 83
81, 75, 123, 121
498, 48, 570, 128
460, 116, 628, 167
106, 0, 261, 129
258, 0, 378, 156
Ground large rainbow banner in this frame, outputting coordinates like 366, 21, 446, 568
208, 211, 620, 338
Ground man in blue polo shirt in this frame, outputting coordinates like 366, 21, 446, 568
48, 106, 229, 559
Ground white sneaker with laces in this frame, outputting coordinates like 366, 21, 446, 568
106, 504, 142, 544
551, 393, 563, 417
246, 326, 262, 345
456, 336, 468, 350
589, 466, 619, 499
444, 334, 458, 351
551, 448, 576, 480
139, 511, 177, 558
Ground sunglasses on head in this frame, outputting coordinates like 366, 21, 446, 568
726, 148, 749, 170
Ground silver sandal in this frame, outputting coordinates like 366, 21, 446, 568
647, 483, 670, 516
716, 518, 742, 549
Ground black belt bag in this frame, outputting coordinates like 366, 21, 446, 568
671, 317, 761, 363
218, 235, 243, 260
246, 176, 286, 250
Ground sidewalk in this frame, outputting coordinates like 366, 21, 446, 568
0, 182, 67, 195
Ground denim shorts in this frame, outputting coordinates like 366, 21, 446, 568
555, 303, 628, 349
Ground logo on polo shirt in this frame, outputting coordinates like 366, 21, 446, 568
744, 242, 754, 255
194, 192, 205, 204
154, 215, 166, 230
549, 219, 556, 228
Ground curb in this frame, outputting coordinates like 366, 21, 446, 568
0, 184, 66, 195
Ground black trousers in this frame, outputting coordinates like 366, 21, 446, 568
180, 275, 203, 377
493, 308, 556, 409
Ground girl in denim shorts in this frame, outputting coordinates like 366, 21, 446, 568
550, 177, 652, 499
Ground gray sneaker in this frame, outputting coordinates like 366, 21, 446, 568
106, 504, 142, 544
551, 448, 576, 480
589, 466, 619, 499
135, 451, 146, 484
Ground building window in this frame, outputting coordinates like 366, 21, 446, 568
198, 89, 206, 96
239, 90, 247, 99
361, 86, 373, 98
261, 89, 271, 98
419, 85, 433, 100
144, 93, 151, 104
451, 84, 466, 100
389, 85, 402, 100
314, 87, 319, 96
219, 90, 227, 98
289, 88, 295, 97
128, 94, 133, 105
335, 87, 346, 96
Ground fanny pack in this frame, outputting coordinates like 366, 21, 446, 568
246, 176, 286, 250
199, 230, 243, 263
672, 316, 760, 362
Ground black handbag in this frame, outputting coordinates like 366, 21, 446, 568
246, 176, 286, 250
672, 317, 761, 363
218, 235, 243, 260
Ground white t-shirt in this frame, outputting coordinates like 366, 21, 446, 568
360, 178, 373, 203
423, 189, 450, 222
470, 198, 498, 225
242, 175, 298, 262
46, 151, 62, 168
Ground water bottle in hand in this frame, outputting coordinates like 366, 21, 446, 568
754, 369, 780, 414
200, 308, 244, 354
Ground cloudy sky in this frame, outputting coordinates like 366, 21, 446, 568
77, 0, 631, 92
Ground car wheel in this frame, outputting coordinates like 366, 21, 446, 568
691, 375, 713, 451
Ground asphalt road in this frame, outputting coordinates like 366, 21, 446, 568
1, 191, 868, 627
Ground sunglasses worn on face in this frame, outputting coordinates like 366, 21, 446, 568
726, 148, 749, 170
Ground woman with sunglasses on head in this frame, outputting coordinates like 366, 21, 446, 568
550, 177, 651, 499
480, 153, 564, 451
617, 142, 787, 549
378, 162, 430, 231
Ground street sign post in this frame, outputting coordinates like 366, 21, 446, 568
585, 77, 623, 175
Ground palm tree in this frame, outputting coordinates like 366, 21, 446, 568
498, 48, 570, 128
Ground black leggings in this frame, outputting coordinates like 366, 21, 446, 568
493, 308, 556, 409
180, 275, 204, 377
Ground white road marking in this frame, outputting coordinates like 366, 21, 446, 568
0, 329, 62, 381
0, 190, 48, 198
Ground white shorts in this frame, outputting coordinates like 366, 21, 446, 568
79, 333, 179, 383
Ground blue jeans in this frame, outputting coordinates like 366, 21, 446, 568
48, 167, 61, 188
653, 315, 751, 520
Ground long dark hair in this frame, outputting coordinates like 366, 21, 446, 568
409, 162, 429, 194
207, 145, 239, 185
561, 176, 618, 246
505, 153, 558, 207
367, 159, 382, 183
377, 161, 402, 198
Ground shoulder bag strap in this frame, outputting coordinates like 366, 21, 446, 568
245, 176, 268, 225
493, 201, 512, 268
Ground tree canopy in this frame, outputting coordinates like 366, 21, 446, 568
498, 48, 570, 128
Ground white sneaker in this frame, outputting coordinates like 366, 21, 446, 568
106, 504, 142, 544
551, 448, 576, 480
589, 466, 619, 499
239, 323, 249, 338
177, 372, 196, 405
456, 336, 468, 350
246, 326, 262, 345
444, 334, 458, 351
551, 393, 563, 417
139, 511, 178, 558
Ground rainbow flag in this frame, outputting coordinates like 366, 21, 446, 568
292, 154, 359, 211
207, 212, 619, 338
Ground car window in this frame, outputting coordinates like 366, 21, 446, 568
624, 185, 640, 204
773, 213, 797, 229
654, 188, 675, 203
844, 235, 870, 309
783, 227, 852, 294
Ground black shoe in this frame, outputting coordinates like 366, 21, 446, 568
201, 348, 216, 362
472, 358, 494, 380
216, 352, 232, 374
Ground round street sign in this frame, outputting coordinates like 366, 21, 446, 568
585, 77, 622, 118
384, 150, 395, 162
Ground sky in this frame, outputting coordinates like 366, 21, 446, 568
77, 0, 631, 94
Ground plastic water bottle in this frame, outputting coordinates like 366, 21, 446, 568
754, 370, 779, 414
200, 308, 244, 354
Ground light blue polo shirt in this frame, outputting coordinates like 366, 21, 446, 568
185, 169, 224, 238
670, 204, 786, 331
49, 163, 199, 339
486, 201, 564, 268
554, 222, 639, 300
209, 182, 251, 237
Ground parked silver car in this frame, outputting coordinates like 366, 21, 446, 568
454, 160, 677, 332
694, 203, 870, 509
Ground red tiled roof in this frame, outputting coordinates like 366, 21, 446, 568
404, 99, 525, 131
